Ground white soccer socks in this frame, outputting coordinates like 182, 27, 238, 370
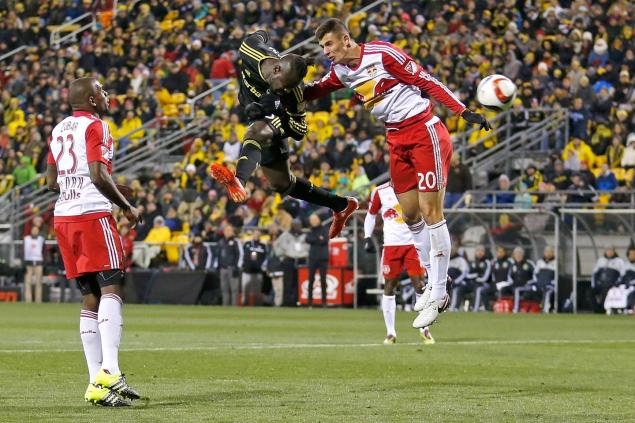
382, 295, 397, 337
98, 293, 123, 375
428, 220, 451, 301
407, 219, 431, 274
80, 310, 102, 383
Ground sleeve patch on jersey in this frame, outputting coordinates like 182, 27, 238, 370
404, 61, 418, 75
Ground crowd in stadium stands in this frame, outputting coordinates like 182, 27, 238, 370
1, 2, 635, 298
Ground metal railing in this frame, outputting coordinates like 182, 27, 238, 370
50, 12, 97, 49
454, 108, 570, 176
455, 189, 635, 210
0, 45, 33, 62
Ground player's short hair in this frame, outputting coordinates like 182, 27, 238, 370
316, 18, 349, 40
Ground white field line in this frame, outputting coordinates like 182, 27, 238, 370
0, 339, 634, 353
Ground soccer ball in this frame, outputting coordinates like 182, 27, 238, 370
476, 74, 517, 111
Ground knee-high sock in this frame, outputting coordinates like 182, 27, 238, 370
407, 219, 431, 274
80, 310, 102, 383
235, 140, 262, 185
428, 220, 451, 301
287, 177, 348, 212
382, 295, 396, 337
98, 293, 123, 374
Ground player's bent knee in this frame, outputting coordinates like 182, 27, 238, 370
401, 212, 423, 226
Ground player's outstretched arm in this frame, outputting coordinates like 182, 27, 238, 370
46, 164, 59, 193
89, 162, 142, 227
303, 65, 344, 102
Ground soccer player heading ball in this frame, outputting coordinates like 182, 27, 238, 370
47, 77, 142, 406
209, 30, 358, 239
304, 19, 491, 328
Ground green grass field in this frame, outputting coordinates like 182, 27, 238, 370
0, 304, 634, 423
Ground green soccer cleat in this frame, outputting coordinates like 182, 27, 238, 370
383, 334, 396, 345
95, 369, 141, 400
84, 383, 130, 407
420, 327, 435, 345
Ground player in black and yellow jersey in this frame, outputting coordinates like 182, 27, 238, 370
209, 31, 358, 238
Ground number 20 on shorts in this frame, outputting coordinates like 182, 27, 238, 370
417, 171, 437, 191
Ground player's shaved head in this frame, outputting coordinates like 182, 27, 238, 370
69, 77, 97, 108
68, 77, 109, 115
278, 54, 309, 88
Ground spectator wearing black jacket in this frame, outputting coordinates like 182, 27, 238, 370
533, 246, 556, 313
445, 153, 472, 208
241, 230, 267, 306
265, 227, 285, 307
591, 246, 624, 311
492, 246, 513, 297
469, 245, 493, 311
217, 225, 242, 306
184, 235, 212, 271
306, 214, 330, 307
511, 247, 536, 313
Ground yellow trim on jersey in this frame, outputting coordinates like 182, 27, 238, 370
239, 42, 276, 82
243, 139, 262, 150
239, 42, 266, 61
292, 86, 303, 103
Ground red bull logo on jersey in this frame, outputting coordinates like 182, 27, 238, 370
382, 204, 405, 223
383, 208, 399, 220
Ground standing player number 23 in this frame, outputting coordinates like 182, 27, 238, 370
55, 134, 78, 176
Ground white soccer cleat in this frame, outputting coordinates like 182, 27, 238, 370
415, 276, 453, 312
383, 334, 396, 345
412, 294, 449, 328
414, 284, 431, 312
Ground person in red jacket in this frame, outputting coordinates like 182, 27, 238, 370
304, 19, 490, 328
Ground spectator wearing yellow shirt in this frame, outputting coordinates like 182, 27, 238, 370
4, 98, 25, 136
221, 113, 246, 141
116, 110, 144, 156
562, 137, 596, 171
182, 138, 207, 167
133, 216, 171, 268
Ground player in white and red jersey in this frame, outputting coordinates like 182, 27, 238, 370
364, 183, 434, 345
46, 77, 142, 407
304, 18, 491, 328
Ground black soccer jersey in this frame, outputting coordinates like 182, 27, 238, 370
237, 31, 307, 140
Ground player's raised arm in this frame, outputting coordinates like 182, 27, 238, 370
379, 45, 491, 130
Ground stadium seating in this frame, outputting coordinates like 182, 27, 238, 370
0, 1, 634, 288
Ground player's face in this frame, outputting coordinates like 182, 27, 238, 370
319, 32, 349, 64
92, 81, 110, 114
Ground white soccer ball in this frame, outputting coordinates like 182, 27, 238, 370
476, 74, 517, 111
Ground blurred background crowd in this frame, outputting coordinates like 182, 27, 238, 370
0, 1, 634, 308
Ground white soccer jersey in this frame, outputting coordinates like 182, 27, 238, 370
47, 111, 114, 217
305, 41, 465, 124
365, 183, 413, 246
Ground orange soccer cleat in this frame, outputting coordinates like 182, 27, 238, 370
208, 163, 248, 203
329, 197, 359, 239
